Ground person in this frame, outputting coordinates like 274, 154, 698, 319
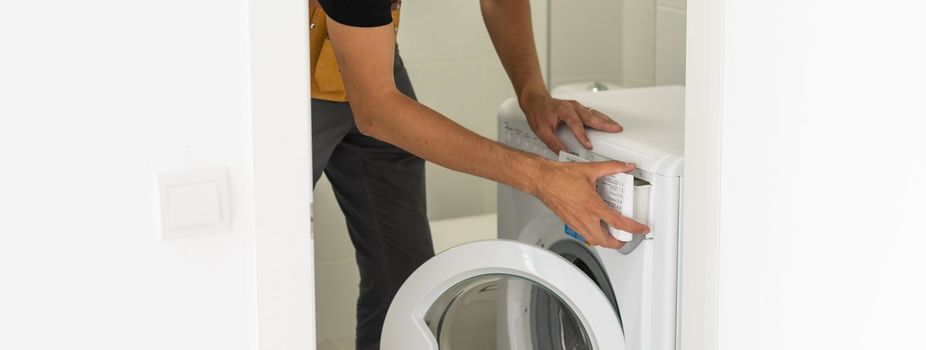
310, 0, 650, 348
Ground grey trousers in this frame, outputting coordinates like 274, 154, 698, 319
312, 50, 435, 350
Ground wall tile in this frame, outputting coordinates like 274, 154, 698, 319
397, 0, 493, 64
623, 74, 657, 88
623, 0, 657, 86
658, 0, 687, 10
314, 260, 360, 340
317, 339, 339, 350
425, 165, 495, 219
655, 7, 687, 85
317, 337, 355, 350
313, 175, 356, 263
405, 61, 506, 219
551, 68, 623, 88
404, 61, 486, 131
550, 0, 623, 86
431, 214, 498, 252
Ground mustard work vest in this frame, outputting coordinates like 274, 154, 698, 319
310, 2, 402, 102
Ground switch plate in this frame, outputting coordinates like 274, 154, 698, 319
168, 181, 221, 228
159, 167, 230, 240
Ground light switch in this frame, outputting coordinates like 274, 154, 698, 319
159, 167, 230, 240
168, 181, 222, 228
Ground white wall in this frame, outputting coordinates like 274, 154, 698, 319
684, 1, 926, 349
0, 0, 313, 349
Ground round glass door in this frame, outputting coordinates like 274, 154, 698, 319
424, 275, 592, 350
381, 240, 624, 350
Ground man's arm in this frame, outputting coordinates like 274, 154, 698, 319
480, 0, 623, 153
325, 19, 648, 248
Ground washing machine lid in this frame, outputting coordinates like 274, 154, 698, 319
498, 85, 685, 176
381, 240, 625, 350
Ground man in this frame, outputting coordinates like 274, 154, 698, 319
311, 0, 650, 348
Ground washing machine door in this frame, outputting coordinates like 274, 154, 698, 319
381, 240, 625, 350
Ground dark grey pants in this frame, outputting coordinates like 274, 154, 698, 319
312, 50, 435, 350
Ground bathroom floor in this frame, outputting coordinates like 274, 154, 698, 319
317, 337, 355, 350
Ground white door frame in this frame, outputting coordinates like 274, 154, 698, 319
680, 0, 725, 349
248, 0, 315, 348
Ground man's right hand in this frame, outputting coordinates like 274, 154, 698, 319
528, 158, 650, 248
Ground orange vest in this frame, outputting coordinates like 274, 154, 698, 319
310, 3, 402, 102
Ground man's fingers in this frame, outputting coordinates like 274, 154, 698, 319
582, 218, 625, 249
577, 217, 612, 247
599, 234, 626, 249
593, 220, 626, 249
589, 160, 636, 178
588, 112, 623, 132
569, 220, 597, 245
566, 215, 600, 245
577, 106, 623, 133
536, 129, 567, 154
595, 110, 623, 132
598, 207, 650, 234
564, 117, 592, 149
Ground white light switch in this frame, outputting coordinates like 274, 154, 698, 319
159, 167, 230, 240
168, 181, 221, 228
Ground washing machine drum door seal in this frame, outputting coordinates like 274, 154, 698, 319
547, 238, 623, 327
381, 240, 625, 350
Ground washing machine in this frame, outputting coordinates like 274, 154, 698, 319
381, 85, 685, 350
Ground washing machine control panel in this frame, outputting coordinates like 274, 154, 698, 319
501, 122, 557, 159
502, 120, 655, 251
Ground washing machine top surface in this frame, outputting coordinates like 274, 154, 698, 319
499, 85, 685, 176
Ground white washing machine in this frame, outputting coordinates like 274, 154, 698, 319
382, 86, 685, 350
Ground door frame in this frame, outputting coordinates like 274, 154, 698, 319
249, 0, 315, 348
680, 0, 725, 349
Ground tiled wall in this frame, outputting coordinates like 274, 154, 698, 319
550, 0, 623, 87
655, 0, 687, 85
548, 0, 686, 88
399, 0, 526, 220
623, 0, 688, 87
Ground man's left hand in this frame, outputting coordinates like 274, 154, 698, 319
519, 93, 623, 153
